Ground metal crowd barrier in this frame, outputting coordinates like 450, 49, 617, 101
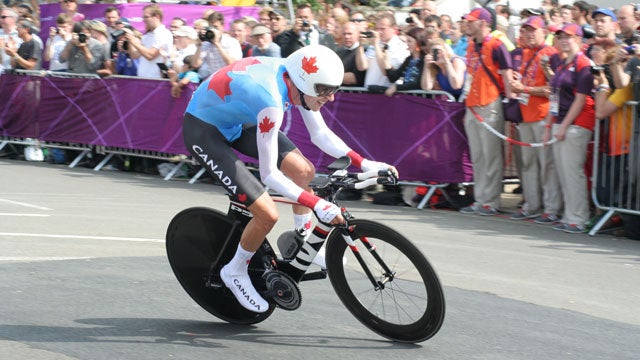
589, 100, 640, 236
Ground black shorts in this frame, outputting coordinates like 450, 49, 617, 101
183, 112, 297, 206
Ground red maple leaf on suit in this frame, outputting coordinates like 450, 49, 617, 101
207, 58, 262, 99
237, 193, 247, 203
259, 116, 275, 135
301, 56, 319, 74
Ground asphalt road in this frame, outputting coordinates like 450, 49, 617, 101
1, 159, 639, 360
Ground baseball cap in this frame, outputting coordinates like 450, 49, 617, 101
173, 25, 197, 40
251, 24, 271, 36
556, 23, 583, 37
269, 9, 286, 19
464, 7, 492, 23
522, 16, 545, 30
591, 8, 617, 22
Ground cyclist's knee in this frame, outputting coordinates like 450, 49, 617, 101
249, 197, 279, 229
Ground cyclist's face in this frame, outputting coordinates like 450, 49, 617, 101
303, 93, 335, 111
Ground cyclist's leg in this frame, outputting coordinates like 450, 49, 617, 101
183, 114, 273, 313
232, 126, 315, 232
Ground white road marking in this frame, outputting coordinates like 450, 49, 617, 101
0, 256, 93, 262
0, 213, 50, 217
0, 198, 52, 211
0, 232, 163, 243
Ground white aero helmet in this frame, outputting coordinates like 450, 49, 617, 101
284, 45, 344, 97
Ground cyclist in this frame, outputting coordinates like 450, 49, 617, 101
183, 45, 397, 313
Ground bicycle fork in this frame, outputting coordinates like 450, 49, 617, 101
339, 226, 395, 291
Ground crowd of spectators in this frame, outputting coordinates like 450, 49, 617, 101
1, 0, 639, 238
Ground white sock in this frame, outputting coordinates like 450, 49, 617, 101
226, 243, 254, 275
293, 212, 313, 232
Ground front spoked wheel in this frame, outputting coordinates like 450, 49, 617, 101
325, 219, 445, 343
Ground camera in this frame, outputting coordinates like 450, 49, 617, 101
78, 33, 87, 44
199, 27, 216, 42
406, 17, 413, 24
55, 28, 60, 34
625, 45, 636, 55
590, 65, 605, 75
432, 49, 439, 61
361, 31, 374, 38
301, 20, 310, 29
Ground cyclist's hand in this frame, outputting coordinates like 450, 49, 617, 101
314, 199, 344, 224
361, 159, 399, 178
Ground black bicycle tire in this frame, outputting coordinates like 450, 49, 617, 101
166, 207, 275, 324
325, 219, 445, 343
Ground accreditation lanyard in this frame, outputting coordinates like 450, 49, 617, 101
549, 52, 581, 116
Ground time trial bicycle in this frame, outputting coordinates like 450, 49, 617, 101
165, 157, 445, 343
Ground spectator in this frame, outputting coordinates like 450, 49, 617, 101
572, 1, 594, 39
560, 5, 573, 25
383, 27, 427, 97
170, 25, 197, 71
593, 45, 633, 208
59, 20, 108, 75
543, 23, 595, 233
270, 9, 291, 54
421, 36, 466, 99
278, 3, 336, 57
359, 12, 410, 88
0, 8, 21, 72
60, 0, 85, 24
350, 11, 368, 33
4, 19, 40, 70
451, 20, 468, 57
193, 11, 242, 80
89, 20, 114, 77
168, 54, 199, 98
616, 5, 640, 46
591, 8, 620, 45
169, 17, 186, 34
15, 3, 38, 29
112, 25, 139, 76
249, 24, 280, 57
336, 21, 365, 86
507, 16, 562, 223
459, 7, 513, 216
230, 19, 252, 57
43, 13, 72, 72
104, 6, 122, 35
125, 4, 173, 79
258, 6, 273, 26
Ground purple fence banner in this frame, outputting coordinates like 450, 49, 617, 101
0, 74, 472, 182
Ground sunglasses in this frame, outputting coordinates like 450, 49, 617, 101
351, 18, 366, 22
314, 84, 340, 97
1, 15, 14, 19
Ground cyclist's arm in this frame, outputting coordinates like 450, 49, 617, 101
257, 107, 321, 208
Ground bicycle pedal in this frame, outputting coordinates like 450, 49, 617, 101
300, 270, 327, 282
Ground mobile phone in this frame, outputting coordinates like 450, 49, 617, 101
157, 63, 169, 78
361, 31, 373, 38
432, 49, 439, 61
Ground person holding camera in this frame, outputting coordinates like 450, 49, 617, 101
3, 19, 40, 71
112, 25, 139, 76
59, 21, 106, 74
192, 12, 242, 81
420, 36, 466, 99
43, 13, 72, 72
358, 12, 409, 88
124, 4, 173, 79
278, 3, 336, 58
